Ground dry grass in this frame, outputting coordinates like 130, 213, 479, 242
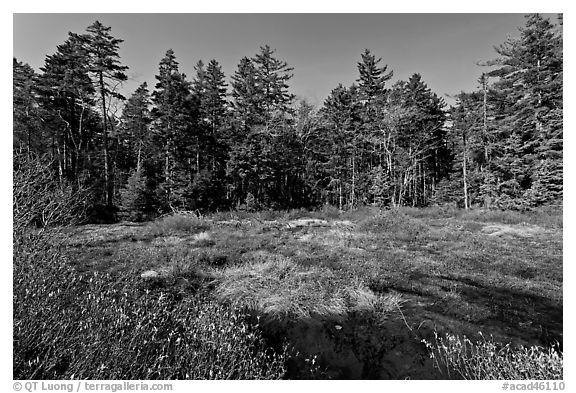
57, 205, 563, 379
214, 251, 401, 321
357, 209, 429, 241
147, 214, 210, 237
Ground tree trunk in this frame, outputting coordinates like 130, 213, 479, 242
136, 141, 142, 172
99, 73, 112, 207
351, 153, 355, 207
482, 74, 489, 164
462, 131, 469, 210
339, 181, 343, 210
56, 143, 63, 185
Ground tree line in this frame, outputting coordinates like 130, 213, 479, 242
13, 14, 562, 221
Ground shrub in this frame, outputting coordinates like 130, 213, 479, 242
400, 205, 459, 220
308, 204, 342, 220
147, 214, 210, 237
244, 192, 258, 212
358, 209, 429, 240
119, 168, 149, 222
189, 169, 226, 211
13, 236, 288, 380
13, 151, 89, 230
423, 332, 563, 380
460, 207, 563, 228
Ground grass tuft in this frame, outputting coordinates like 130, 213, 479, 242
423, 332, 563, 380
214, 251, 401, 321
358, 209, 429, 241
147, 214, 210, 237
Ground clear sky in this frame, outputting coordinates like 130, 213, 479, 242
13, 13, 560, 107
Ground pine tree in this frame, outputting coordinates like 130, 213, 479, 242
36, 33, 98, 185
83, 21, 129, 207
13, 59, 42, 155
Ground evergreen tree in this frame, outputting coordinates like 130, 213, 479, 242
392, 74, 449, 206
189, 59, 229, 210
356, 49, 393, 104
356, 49, 394, 204
252, 45, 295, 127
227, 46, 299, 208
36, 33, 98, 185
119, 167, 148, 221
231, 56, 260, 133
193, 59, 229, 171
83, 21, 129, 206
13, 14, 562, 215
485, 14, 562, 207
203, 60, 229, 135
119, 82, 152, 172
13, 59, 43, 155
320, 84, 362, 208
151, 49, 198, 211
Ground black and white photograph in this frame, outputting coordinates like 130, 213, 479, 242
12, 7, 565, 385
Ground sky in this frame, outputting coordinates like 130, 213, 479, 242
13, 13, 560, 108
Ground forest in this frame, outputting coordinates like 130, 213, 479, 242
13, 14, 563, 223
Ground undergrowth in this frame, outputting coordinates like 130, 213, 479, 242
357, 209, 429, 241
13, 235, 288, 380
423, 332, 563, 380
147, 214, 210, 237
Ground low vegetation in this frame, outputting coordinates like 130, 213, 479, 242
14, 201, 563, 379
13, 236, 288, 380
423, 332, 562, 380
214, 251, 402, 321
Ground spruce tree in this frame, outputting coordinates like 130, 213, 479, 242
119, 82, 152, 172
356, 49, 394, 204
320, 84, 362, 208
231, 56, 260, 133
193, 59, 229, 171
251, 45, 295, 127
228, 46, 298, 208
356, 49, 393, 104
485, 14, 563, 207
151, 49, 198, 211
119, 167, 148, 221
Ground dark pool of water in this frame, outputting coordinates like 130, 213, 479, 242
253, 312, 443, 380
